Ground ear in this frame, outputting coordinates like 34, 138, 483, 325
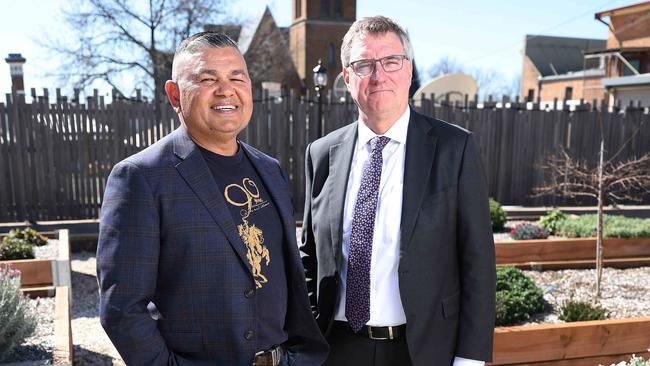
343, 66, 350, 87
165, 80, 181, 112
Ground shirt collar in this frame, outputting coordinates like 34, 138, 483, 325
356, 106, 410, 150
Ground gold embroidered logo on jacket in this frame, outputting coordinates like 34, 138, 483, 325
225, 178, 270, 288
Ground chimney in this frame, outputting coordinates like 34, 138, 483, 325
5, 53, 26, 95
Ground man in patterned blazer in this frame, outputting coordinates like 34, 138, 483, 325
97, 32, 328, 366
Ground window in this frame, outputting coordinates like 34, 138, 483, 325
565, 87, 573, 101
321, 0, 330, 16
527, 89, 534, 102
623, 58, 640, 76
295, 0, 301, 18
327, 43, 336, 65
334, 0, 342, 17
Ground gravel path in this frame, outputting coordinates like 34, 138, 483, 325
70, 251, 124, 365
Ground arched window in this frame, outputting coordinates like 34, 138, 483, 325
295, 0, 301, 18
327, 43, 336, 65
321, 0, 330, 16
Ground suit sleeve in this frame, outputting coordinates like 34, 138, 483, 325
300, 143, 318, 314
96, 161, 178, 365
456, 134, 496, 361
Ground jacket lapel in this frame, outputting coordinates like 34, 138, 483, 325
241, 143, 296, 247
171, 128, 252, 274
400, 111, 437, 250
328, 124, 357, 268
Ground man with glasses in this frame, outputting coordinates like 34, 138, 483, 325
301, 16, 495, 366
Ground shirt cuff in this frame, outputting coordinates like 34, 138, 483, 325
453, 356, 485, 366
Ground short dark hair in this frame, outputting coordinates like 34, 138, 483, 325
175, 31, 238, 56
171, 32, 240, 79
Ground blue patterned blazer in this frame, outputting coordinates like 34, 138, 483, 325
97, 127, 328, 365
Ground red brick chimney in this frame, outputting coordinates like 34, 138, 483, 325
5, 53, 26, 95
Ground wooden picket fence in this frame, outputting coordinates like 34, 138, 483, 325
0, 88, 649, 222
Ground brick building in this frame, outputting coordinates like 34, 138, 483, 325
205, 1, 355, 94
520, 1, 650, 108
520, 35, 606, 105
594, 1, 650, 106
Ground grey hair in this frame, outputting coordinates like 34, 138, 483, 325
340, 16, 413, 67
171, 31, 240, 80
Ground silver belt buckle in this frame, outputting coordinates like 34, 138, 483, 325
367, 326, 393, 340
253, 346, 282, 366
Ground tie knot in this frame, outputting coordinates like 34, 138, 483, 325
370, 136, 390, 153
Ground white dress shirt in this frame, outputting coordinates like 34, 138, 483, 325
333, 106, 485, 366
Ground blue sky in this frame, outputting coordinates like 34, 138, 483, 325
0, 0, 633, 97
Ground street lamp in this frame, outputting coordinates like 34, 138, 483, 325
312, 59, 327, 137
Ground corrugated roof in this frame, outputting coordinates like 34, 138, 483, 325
525, 35, 606, 76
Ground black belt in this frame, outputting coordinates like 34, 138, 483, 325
334, 321, 407, 340
253, 345, 284, 366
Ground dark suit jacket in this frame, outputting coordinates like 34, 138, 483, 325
301, 109, 496, 366
97, 127, 328, 366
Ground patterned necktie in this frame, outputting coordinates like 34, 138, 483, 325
345, 135, 390, 332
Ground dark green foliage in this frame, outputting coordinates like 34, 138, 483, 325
509, 222, 550, 240
537, 210, 568, 235
0, 238, 35, 260
558, 299, 608, 322
4, 228, 48, 247
556, 214, 650, 238
490, 198, 507, 232
0, 265, 37, 361
495, 266, 545, 326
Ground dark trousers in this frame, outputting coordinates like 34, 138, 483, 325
323, 322, 412, 366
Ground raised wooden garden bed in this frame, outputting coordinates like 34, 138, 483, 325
53, 286, 73, 365
0, 229, 71, 298
490, 316, 650, 365
496, 237, 650, 270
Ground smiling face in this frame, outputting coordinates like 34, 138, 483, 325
165, 46, 253, 155
344, 32, 412, 134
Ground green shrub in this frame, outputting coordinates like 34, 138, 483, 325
3, 228, 48, 247
0, 265, 37, 361
556, 214, 650, 238
495, 266, 545, 326
538, 210, 568, 235
490, 198, 507, 232
509, 222, 550, 240
0, 238, 35, 260
558, 298, 608, 322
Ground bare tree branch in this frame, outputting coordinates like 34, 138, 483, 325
41, 0, 234, 102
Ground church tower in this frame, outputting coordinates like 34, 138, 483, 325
289, 0, 356, 91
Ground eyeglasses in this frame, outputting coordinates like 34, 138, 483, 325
348, 55, 409, 77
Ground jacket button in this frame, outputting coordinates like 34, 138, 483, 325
245, 289, 255, 298
244, 330, 255, 340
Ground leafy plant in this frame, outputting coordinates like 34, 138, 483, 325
0, 238, 35, 260
509, 222, 550, 240
4, 228, 48, 247
495, 266, 545, 326
556, 214, 650, 238
537, 210, 568, 235
558, 298, 608, 322
490, 198, 507, 233
0, 265, 37, 361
